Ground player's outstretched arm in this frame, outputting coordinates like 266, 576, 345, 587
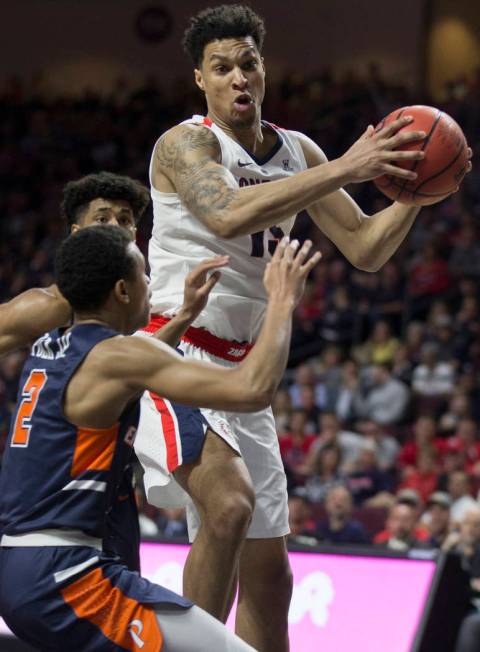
295, 130, 473, 272
152, 256, 229, 347
115, 239, 320, 411
153, 118, 426, 240
0, 286, 71, 356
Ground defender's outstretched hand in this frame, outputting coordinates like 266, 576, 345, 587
263, 237, 321, 307
181, 256, 230, 320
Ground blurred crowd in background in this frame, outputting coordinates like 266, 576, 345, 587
1, 65, 480, 553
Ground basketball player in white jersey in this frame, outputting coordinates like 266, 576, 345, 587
135, 5, 472, 651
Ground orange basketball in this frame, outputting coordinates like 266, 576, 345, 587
374, 105, 469, 206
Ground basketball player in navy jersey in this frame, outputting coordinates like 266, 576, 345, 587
0, 225, 319, 651
140, 5, 473, 651
0, 171, 228, 572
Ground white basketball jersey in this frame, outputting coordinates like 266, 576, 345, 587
148, 115, 308, 342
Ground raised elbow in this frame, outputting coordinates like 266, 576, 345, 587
349, 249, 382, 273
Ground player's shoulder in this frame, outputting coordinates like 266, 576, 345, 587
156, 120, 220, 156
284, 129, 328, 165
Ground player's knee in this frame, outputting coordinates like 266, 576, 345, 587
207, 490, 255, 541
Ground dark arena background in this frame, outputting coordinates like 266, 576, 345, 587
1, 1, 480, 651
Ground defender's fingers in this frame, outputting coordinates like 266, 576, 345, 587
284, 239, 299, 265
186, 256, 229, 284
300, 251, 322, 275
292, 240, 313, 268
198, 271, 221, 294
272, 236, 290, 262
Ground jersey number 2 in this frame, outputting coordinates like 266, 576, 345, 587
11, 369, 47, 447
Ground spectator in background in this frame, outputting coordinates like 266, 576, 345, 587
279, 409, 317, 484
288, 490, 318, 541
354, 319, 399, 366
332, 358, 360, 423
288, 363, 325, 411
318, 286, 355, 348
449, 471, 478, 525
399, 415, 448, 469
308, 412, 364, 473
408, 242, 452, 320
399, 448, 439, 503
391, 344, 415, 386
316, 485, 369, 545
353, 363, 410, 426
156, 508, 188, 539
449, 221, 480, 279
372, 261, 405, 333
448, 419, 480, 477
345, 440, 393, 506
423, 492, 452, 548
374, 489, 430, 544
377, 502, 426, 551
304, 443, 343, 504
404, 321, 426, 367
296, 385, 321, 431
439, 393, 473, 436
411, 343, 455, 408
360, 419, 400, 473
271, 388, 292, 436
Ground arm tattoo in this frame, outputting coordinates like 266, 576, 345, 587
156, 126, 237, 224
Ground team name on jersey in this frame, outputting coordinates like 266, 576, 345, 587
31, 332, 72, 360
238, 177, 271, 187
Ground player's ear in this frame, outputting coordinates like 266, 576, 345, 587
115, 279, 130, 305
194, 69, 205, 93
70, 224, 81, 234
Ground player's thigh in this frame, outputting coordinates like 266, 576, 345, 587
174, 429, 255, 514
157, 604, 257, 652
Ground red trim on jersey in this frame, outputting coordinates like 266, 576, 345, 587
142, 315, 253, 362
202, 117, 213, 127
265, 121, 285, 131
149, 393, 179, 472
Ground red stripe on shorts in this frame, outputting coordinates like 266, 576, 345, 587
149, 393, 179, 472
142, 315, 254, 362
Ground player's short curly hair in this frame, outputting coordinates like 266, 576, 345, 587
61, 171, 150, 227
55, 225, 136, 311
182, 4, 266, 67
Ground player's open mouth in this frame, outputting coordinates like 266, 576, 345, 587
233, 94, 253, 112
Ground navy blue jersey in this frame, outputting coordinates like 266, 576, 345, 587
0, 324, 140, 539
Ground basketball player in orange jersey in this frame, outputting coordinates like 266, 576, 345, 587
138, 5, 473, 651
0, 226, 319, 652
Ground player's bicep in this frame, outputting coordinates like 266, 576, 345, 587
155, 125, 239, 235
0, 288, 71, 356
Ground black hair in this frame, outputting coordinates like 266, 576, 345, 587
182, 4, 266, 67
61, 171, 150, 227
55, 225, 136, 311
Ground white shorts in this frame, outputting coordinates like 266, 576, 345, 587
134, 339, 289, 541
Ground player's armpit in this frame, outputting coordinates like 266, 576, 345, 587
154, 125, 239, 238
0, 286, 71, 356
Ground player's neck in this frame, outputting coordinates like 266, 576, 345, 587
72, 309, 126, 334
207, 110, 267, 156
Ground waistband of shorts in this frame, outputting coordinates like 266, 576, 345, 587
142, 314, 254, 362
0, 529, 102, 550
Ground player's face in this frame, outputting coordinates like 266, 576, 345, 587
195, 37, 265, 128
73, 199, 137, 240
124, 245, 151, 333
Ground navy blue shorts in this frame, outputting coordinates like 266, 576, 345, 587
0, 546, 191, 651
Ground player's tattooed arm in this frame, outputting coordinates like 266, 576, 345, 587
0, 286, 71, 356
155, 125, 238, 237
